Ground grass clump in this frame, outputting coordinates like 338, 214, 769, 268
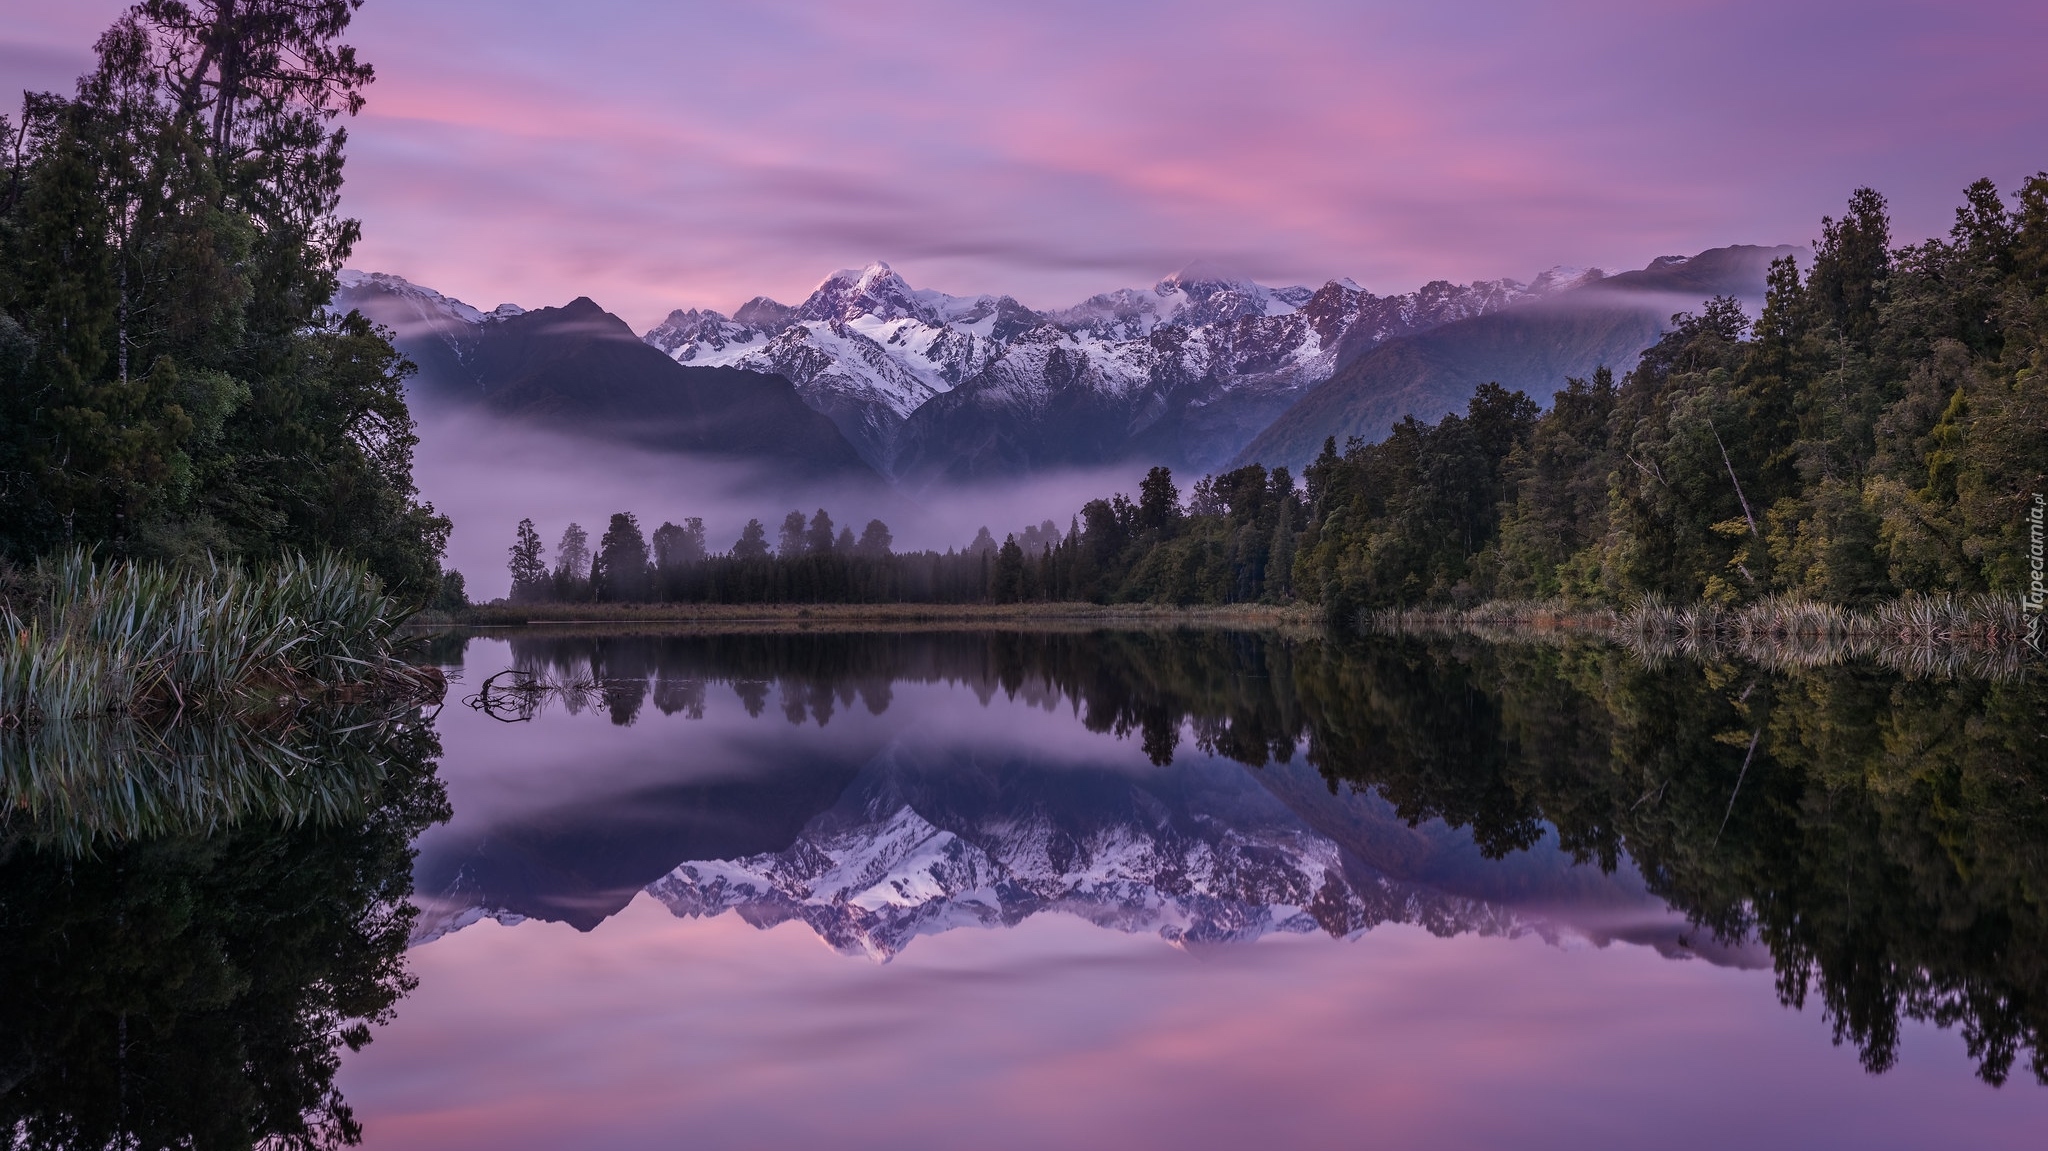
0, 550, 435, 729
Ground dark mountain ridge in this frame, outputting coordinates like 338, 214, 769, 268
340, 244, 1795, 491
1236, 244, 1801, 469
333, 273, 876, 479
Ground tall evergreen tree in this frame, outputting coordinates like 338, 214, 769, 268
593, 511, 649, 602
0, 1, 449, 595
857, 519, 893, 559
507, 517, 546, 602
805, 508, 836, 555
776, 510, 807, 559
553, 522, 589, 597
732, 519, 769, 561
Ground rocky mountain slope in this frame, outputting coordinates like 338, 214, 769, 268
1235, 245, 1801, 469
415, 735, 1659, 960
334, 271, 876, 479
339, 244, 1791, 490
643, 261, 1594, 483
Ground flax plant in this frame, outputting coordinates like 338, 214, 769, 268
0, 550, 430, 729
0, 710, 430, 854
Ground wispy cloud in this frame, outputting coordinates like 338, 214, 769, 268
8, 0, 2046, 331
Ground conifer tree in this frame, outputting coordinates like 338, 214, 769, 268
594, 512, 649, 602
805, 509, 836, 555
776, 511, 807, 558
733, 519, 770, 561
553, 522, 589, 596
857, 519, 893, 559
507, 517, 547, 602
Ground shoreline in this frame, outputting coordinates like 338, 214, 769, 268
410, 601, 1321, 631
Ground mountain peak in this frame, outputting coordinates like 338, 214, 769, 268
797, 260, 932, 325
332, 268, 526, 328
531, 296, 640, 342
1159, 257, 1256, 292
1527, 265, 1606, 294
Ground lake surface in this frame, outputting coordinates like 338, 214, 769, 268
6, 627, 2045, 1148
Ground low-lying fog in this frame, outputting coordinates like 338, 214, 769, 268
414, 409, 1147, 600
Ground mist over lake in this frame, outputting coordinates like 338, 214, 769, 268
4, 1, 2045, 1147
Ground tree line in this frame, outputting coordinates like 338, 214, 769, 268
433, 624, 2048, 1085
502, 508, 1089, 605
0, 2, 451, 601
505, 464, 1307, 607
1295, 177, 2047, 620
1092, 177, 2045, 620
504, 176, 2045, 617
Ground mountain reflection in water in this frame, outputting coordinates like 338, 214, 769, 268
414, 627, 2048, 1087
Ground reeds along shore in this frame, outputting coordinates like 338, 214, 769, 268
0, 551, 439, 730
1368, 593, 2038, 680
0, 710, 438, 853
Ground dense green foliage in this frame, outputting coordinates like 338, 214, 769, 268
1293, 178, 2048, 616
0, 1, 448, 597
953, 179, 2041, 619
0, 550, 430, 729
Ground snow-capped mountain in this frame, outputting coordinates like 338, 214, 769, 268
644, 792, 1521, 961
331, 271, 879, 478
415, 738, 1654, 961
339, 249, 1783, 485
338, 269, 528, 327
646, 262, 1041, 470
644, 260, 1599, 479
332, 269, 527, 390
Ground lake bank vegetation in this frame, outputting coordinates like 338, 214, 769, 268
459, 627, 2048, 1082
1368, 591, 2033, 679
0, 551, 439, 731
504, 175, 2045, 653
0, 2, 455, 602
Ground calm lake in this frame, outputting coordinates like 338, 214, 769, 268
7, 626, 2046, 1148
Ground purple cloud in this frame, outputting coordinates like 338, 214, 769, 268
4, 0, 2043, 331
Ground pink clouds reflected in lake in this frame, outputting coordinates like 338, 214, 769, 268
340, 900, 2044, 1150
333, 628, 2048, 1149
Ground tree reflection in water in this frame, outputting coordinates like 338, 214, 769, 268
0, 713, 447, 1149
476, 625, 2048, 1085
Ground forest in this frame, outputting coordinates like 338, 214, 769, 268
0, 1, 451, 602
508, 176, 2045, 618
5, 2, 2040, 633
1251, 179, 2046, 618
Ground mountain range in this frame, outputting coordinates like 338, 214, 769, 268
415, 730, 1717, 963
406, 630, 1771, 966
338, 245, 1797, 489
334, 271, 872, 479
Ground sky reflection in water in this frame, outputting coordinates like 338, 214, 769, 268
338, 629, 2048, 1149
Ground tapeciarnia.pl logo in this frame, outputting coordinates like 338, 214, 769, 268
2028, 492, 2044, 654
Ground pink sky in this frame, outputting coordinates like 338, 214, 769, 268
4, 1, 2045, 330
337, 900, 2048, 1150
